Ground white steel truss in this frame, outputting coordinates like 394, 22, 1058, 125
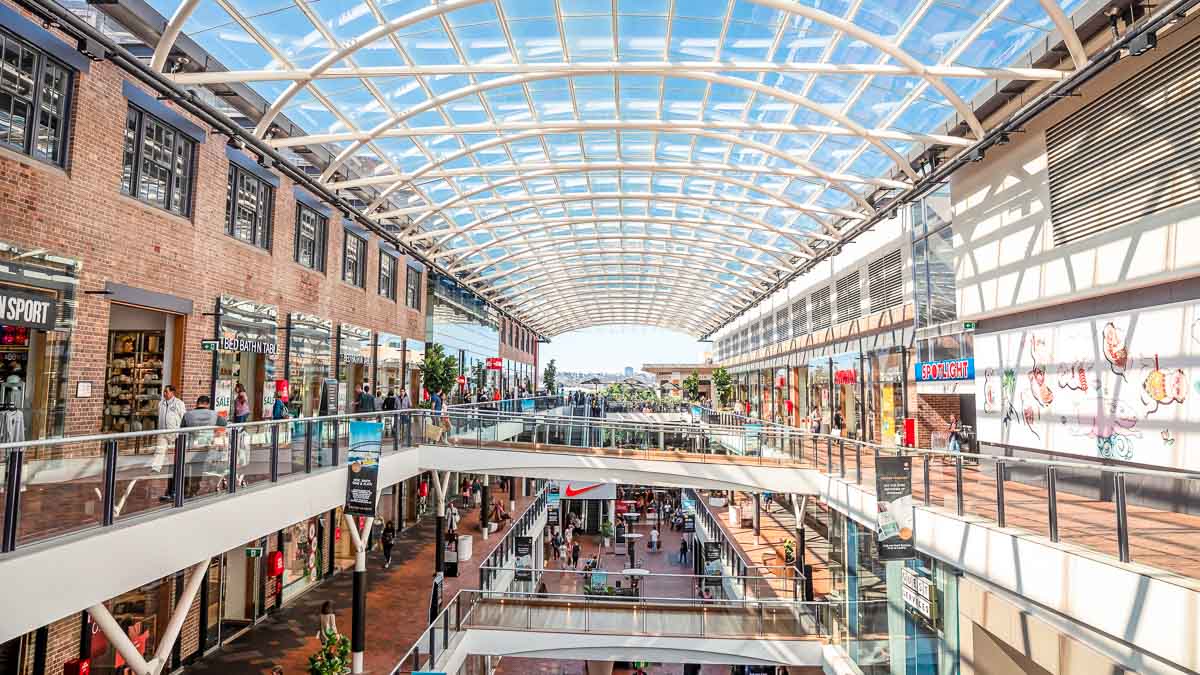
145, 0, 1088, 336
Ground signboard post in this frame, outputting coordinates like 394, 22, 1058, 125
514, 537, 533, 582
875, 456, 916, 560
345, 421, 383, 516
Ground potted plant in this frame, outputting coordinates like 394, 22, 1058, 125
600, 520, 615, 548
783, 539, 796, 565
308, 630, 351, 675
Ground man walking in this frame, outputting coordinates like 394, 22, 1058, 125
178, 395, 226, 497
678, 537, 689, 565
570, 540, 581, 569
156, 385, 185, 501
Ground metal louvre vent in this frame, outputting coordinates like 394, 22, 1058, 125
835, 271, 862, 323
750, 322, 761, 351
791, 297, 807, 336
1047, 35, 1200, 248
868, 249, 904, 312
811, 287, 832, 331
763, 315, 776, 345
776, 305, 791, 341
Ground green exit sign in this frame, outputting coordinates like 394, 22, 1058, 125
246, 546, 263, 558
963, 322, 976, 331
200, 339, 220, 352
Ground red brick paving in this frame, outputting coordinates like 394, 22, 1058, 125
186, 481, 534, 675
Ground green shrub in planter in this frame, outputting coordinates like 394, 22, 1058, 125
308, 630, 351, 675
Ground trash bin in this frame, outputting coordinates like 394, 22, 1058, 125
457, 535, 473, 561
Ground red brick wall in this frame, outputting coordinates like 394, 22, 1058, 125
0, 7, 424, 438
917, 393, 961, 449
19, 615, 78, 675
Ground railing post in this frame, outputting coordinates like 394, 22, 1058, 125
825, 438, 832, 474
270, 425, 280, 482
855, 444, 863, 484
3, 448, 25, 552
228, 428, 240, 494
955, 455, 964, 516
304, 420, 313, 473
173, 435, 187, 508
838, 439, 846, 478
1047, 466, 1059, 543
331, 419, 340, 466
922, 455, 931, 506
392, 413, 400, 454
1114, 473, 1130, 563
102, 440, 118, 526
995, 461, 1006, 528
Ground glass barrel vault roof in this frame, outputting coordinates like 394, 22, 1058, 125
151, 0, 1088, 337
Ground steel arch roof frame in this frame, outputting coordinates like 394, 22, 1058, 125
403, 167, 855, 237
748, 0, 985, 139
452, 236, 794, 281
533, 307, 724, 336
1035, 0, 1089, 68
270, 120, 973, 152
409, 193, 830, 253
504, 288, 733, 319
172, 61, 1071, 85
485, 272, 760, 305
387, 192, 820, 219
430, 217, 812, 267
495, 278, 756, 312
318, 70, 921, 182
350, 127, 891, 212
473, 252, 771, 289
521, 297, 728, 329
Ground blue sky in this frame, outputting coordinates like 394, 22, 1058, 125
541, 326, 708, 373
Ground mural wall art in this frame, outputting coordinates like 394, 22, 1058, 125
975, 301, 1200, 471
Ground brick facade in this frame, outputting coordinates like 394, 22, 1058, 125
917, 393, 961, 450
0, 2, 424, 439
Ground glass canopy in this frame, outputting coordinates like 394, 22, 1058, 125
151, 0, 1087, 336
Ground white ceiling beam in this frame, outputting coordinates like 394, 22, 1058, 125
487, 272, 758, 305
1035, 0, 1089, 68
472, 252, 772, 289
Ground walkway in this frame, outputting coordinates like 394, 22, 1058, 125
188, 482, 534, 675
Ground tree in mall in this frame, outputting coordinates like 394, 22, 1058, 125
419, 343, 459, 397
542, 358, 558, 393
712, 366, 732, 408
682, 370, 701, 401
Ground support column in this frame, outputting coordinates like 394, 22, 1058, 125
481, 474, 491, 539
753, 493, 761, 545
343, 513, 374, 674
432, 471, 451, 576
509, 476, 516, 513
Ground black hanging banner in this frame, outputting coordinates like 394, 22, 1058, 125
683, 513, 695, 533
514, 536, 533, 581
875, 456, 916, 560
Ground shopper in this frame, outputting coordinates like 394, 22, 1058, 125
356, 384, 376, 413
649, 526, 659, 551
233, 383, 250, 423
318, 601, 338, 641
948, 414, 961, 453
382, 389, 398, 411
678, 537, 689, 565
833, 410, 844, 437
809, 405, 821, 434
398, 388, 413, 444
381, 521, 396, 569
155, 384, 185, 471
570, 540, 581, 569
447, 503, 461, 537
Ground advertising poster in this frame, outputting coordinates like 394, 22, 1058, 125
880, 384, 895, 446
683, 513, 695, 533
345, 421, 383, 516
214, 379, 233, 422
615, 522, 626, 545
514, 536, 533, 581
703, 541, 723, 588
874, 456, 915, 560
320, 378, 339, 415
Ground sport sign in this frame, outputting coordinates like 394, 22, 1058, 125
0, 288, 57, 330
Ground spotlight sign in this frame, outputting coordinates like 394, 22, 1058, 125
914, 358, 974, 382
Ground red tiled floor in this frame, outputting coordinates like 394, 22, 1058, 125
187, 481, 535, 675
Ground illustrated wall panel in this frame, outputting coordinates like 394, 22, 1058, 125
975, 301, 1199, 470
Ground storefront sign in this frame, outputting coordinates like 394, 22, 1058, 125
914, 358, 974, 382
514, 536, 533, 581
345, 421, 383, 516
340, 353, 368, 365
875, 456, 916, 560
219, 335, 278, 355
0, 287, 56, 330
486, 357, 502, 370
834, 368, 858, 384
901, 567, 935, 620
555, 480, 617, 500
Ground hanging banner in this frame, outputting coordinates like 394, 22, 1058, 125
703, 541, 723, 588
514, 536, 533, 581
683, 513, 696, 533
874, 456, 916, 560
345, 421, 383, 516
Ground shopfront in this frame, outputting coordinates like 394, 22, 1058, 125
280, 515, 325, 604
867, 347, 907, 446
0, 243, 78, 442
376, 332, 405, 399
337, 323, 373, 412
214, 296, 279, 423
808, 357, 832, 433
404, 338, 424, 398
285, 313, 332, 418
102, 297, 188, 433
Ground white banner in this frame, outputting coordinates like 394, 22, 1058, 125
553, 480, 617, 500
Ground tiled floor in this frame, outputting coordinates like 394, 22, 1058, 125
187, 482, 534, 675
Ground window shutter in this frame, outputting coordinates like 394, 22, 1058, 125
1047, 37, 1200, 247
835, 271, 861, 323
868, 249, 904, 312
776, 306, 790, 341
811, 287, 831, 331
791, 297, 807, 336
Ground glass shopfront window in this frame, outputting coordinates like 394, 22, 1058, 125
281, 516, 323, 604
404, 338, 424, 399
215, 296, 278, 423
808, 358, 832, 433
376, 332, 405, 401
832, 352, 862, 439
337, 323, 373, 412
867, 349, 907, 446
0, 242, 78, 441
285, 314, 332, 418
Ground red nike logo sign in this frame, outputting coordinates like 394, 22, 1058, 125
564, 483, 605, 498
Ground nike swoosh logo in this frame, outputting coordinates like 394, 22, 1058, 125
564, 483, 605, 498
